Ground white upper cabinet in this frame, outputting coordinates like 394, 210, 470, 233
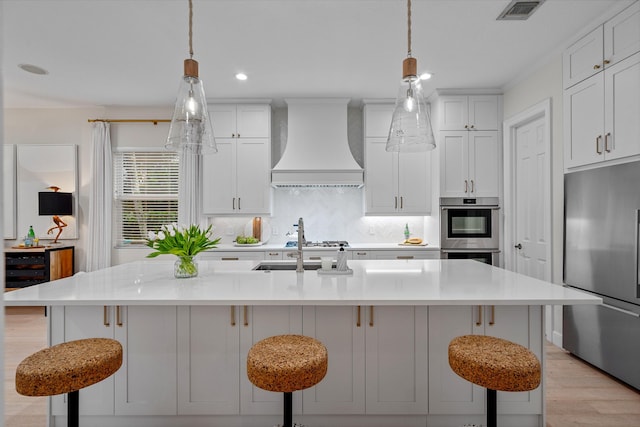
363, 103, 432, 215
438, 96, 499, 131
203, 103, 272, 215
210, 104, 271, 138
563, 3, 640, 170
563, 1, 640, 89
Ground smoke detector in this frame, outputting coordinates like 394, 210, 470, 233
497, 0, 545, 20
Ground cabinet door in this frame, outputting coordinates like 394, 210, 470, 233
604, 2, 640, 68
239, 306, 303, 415
365, 306, 427, 414
236, 104, 271, 138
468, 96, 499, 130
604, 52, 640, 161
50, 306, 115, 416
365, 137, 398, 214
563, 26, 604, 88
177, 306, 240, 415
484, 305, 543, 415
469, 131, 500, 198
114, 306, 177, 415
364, 104, 394, 137
438, 96, 468, 131
428, 306, 484, 414
440, 131, 469, 197
209, 104, 237, 138
302, 306, 365, 414
202, 138, 236, 214
564, 74, 605, 168
236, 138, 271, 214
398, 150, 431, 214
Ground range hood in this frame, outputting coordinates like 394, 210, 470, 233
271, 98, 364, 187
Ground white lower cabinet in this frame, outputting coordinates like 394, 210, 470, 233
301, 306, 366, 414
50, 305, 178, 417
177, 306, 239, 415
198, 251, 264, 261
428, 305, 542, 422
301, 305, 427, 415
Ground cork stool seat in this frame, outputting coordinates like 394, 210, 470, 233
247, 334, 328, 427
449, 335, 540, 427
16, 338, 123, 427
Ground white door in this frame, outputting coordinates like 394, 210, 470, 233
514, 116, 550, 282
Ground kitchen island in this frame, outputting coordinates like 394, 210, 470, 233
5, 259, 600, 427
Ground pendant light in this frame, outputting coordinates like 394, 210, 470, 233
386, 0, 436, 152
166, 0, 216, 155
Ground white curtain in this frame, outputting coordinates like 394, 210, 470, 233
86, 122, 113, 271
178, 149, 203, 226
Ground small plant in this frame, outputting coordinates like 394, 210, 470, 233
146, 224, 220, 258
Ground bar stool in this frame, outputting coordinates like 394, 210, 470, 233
16, 338, 123, 427
247, 334, 328, 427
448, 335, 541, 427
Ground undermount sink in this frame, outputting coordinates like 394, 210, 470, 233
253, 262, 326, 271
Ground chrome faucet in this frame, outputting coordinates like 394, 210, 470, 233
287, 217, 305, 273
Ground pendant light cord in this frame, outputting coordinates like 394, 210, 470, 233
188, 0, 194, 59
407, 0, 412, 57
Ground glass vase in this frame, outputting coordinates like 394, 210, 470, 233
174, 256, 198, 279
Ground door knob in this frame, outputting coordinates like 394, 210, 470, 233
514, 243, 522, 249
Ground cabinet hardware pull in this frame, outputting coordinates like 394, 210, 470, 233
604, 132, 611, 153
400, 196, 404, 209
103, 306, 110, 327
464, 180, 468, 193
238, 198, 241, 210
489, 305, 495, 325
470, 180, 475, 193
514, 243, 522, 249
395, 196, 398, 209
476, 305, 482, 326
369, 306, 374, 327
232, 197, 236, 210
309, 256, 321, 260
221, 257, 239, 261
230, 306, 236, 326
237, 133, 240, 138
464, 124, 469, 129
603, 60, 611, 65
232, 133, 236, 138
243, 305, 248, 326
269, 252, 279, 256
470, 125, 475, 129
593, 64, 601, 70
116, 306, 123, 327
397, 255, 414, 260
357, 306, 361, 327
596, 135, 603, 154
357, 252, 367, 256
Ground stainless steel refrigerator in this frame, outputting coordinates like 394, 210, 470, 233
564, 160, 640, 390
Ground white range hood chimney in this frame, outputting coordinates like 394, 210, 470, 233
271, 98, 364, 187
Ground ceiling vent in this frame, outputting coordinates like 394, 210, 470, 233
497, 0, 545, 20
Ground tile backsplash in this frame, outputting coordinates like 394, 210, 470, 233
209, 187, 439, 246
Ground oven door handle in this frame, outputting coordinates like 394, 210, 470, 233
441, 206, 501, 210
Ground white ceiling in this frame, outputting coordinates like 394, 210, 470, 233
1, 0, 633, 109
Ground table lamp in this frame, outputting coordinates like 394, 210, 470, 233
38, 188, 73, 244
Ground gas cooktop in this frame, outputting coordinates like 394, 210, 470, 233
285, 240, 349, 248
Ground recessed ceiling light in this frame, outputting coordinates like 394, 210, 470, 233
420, 72, 433, 80
18, 64, 49, 75
235, 73, 248, 81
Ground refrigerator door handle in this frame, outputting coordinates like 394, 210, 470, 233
602, 303, 640, 318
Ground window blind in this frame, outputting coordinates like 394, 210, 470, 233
114, 151, 179, 245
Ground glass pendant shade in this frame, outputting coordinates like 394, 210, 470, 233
166, 61, 217, 155
386, 75, 436, 152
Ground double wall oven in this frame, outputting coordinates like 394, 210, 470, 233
440, 197, 500, 266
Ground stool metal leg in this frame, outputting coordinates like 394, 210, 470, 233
487, 388, 497, 427
67, 390, 79, 427
283, 392, 293, 427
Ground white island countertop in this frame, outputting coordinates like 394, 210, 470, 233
4, 259, 601, 307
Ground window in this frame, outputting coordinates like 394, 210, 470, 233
114, 150, 179, 246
